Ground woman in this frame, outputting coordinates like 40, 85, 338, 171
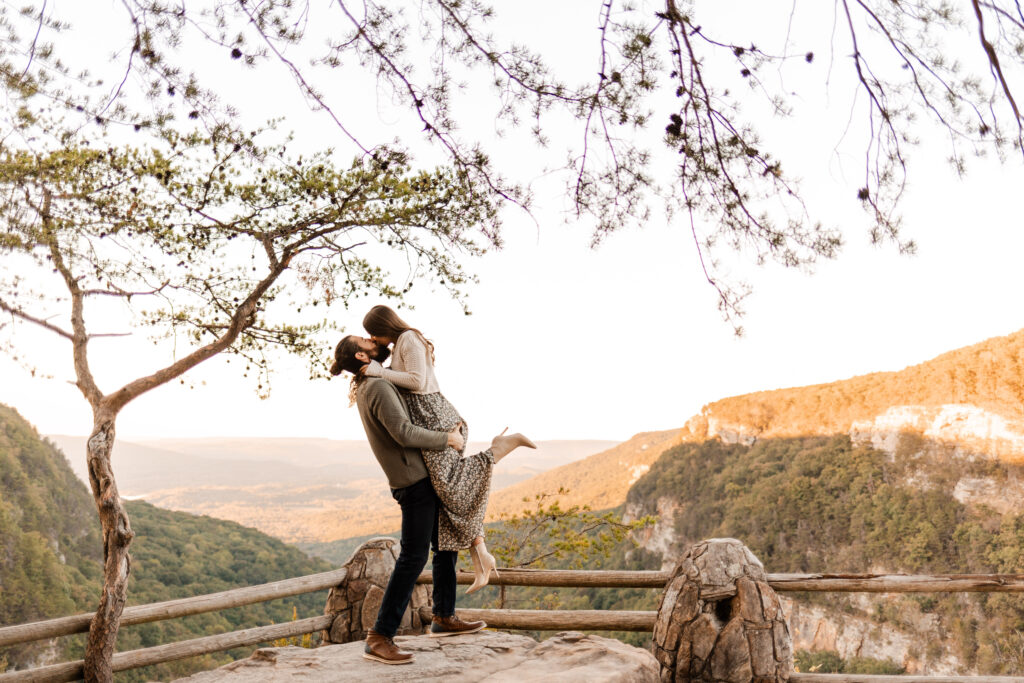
360, 304, 535, 593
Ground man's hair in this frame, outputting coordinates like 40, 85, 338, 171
330, 335, 364, 377
330, 335, 368, 405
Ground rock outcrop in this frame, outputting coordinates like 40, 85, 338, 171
320, 537, 430, 644
782, 595, 958, 675
172, 631, 660, 682
625, 496, 683, 570
849, 404, 1024, 462
653, 539, 791, 682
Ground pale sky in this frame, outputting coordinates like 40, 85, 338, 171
2, 1, 1022, 444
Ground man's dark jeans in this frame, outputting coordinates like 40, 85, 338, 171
373, 476, 457, 637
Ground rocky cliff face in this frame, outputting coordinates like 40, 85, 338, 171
849, 404, 1024, 463
848, 404, 1024, 514
686, 400, 1024, 463
782, 595, 958, 675
624, 497, 683, 571
622, 429, 1024, 676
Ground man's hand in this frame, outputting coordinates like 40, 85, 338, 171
447, 423, 465, 451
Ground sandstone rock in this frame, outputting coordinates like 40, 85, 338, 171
653, 538, 791, 682
849, 404, 1024, 464
327, 609, 350, 644
359, 585, 384, 631
171, 631, 659, 682
320, 537, 431, 644
705, 417, 758, 446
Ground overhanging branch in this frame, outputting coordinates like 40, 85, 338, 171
0, 298, 73, 339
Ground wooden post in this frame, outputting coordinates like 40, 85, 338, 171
653, 538, 792, 682
320, 538, 430, 644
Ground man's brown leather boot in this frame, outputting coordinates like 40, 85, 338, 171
429, 614, 487, 638
363, 629, 414, 664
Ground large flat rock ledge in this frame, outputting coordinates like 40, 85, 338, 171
172, 631, 659, 682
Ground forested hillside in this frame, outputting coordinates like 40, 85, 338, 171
487, 429, 682, 518
0, 406, 331, 681
0, 405, 102, 667
627, 435, 1024, 675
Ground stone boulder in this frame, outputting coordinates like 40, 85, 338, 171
320, 537, 431, 644
652, 538, 791, 682
172, 631, 659, 682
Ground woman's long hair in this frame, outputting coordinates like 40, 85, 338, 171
362, 305, 435, 362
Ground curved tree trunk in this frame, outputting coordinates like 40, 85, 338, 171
82, 414, 134, 683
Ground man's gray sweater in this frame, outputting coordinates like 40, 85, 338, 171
356, 377, 448, 489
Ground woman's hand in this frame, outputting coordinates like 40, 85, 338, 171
447, 422, 465, 450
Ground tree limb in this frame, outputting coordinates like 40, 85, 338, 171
102, 257, 291, 414
972, 0, 1024, 132
0, 298, 73, 339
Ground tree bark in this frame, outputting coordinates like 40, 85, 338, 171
82, 414, 134, 683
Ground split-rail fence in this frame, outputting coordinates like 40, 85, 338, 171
2, 563, 1024, 682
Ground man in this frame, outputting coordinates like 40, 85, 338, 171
330, 334, 490, 665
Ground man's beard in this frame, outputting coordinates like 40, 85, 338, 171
371, 344, 391, 363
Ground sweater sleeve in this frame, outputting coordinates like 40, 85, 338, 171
379, 332, 430, 392
365, 381, 448, 450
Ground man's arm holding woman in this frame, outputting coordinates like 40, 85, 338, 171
364, 380, 463, 450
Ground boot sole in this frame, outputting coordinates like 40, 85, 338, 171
429, 622, 487, 638
362, 652, 415, 664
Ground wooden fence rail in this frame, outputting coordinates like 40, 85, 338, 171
0, 616, 331, 683
8, 570, 1024, 649
791, 676, 1024, 683
415, 606, 656, 632
418, 569, 1024, 593
765, 573, 1024, 593
0, 567, 347, 649
6, 569, 1024, 681
421, 568, 672, 588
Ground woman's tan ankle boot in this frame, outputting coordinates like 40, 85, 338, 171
467, 540, 498, 595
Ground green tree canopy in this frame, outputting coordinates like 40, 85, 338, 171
5, 0, 1023, 323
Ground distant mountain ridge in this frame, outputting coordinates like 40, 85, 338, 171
48, 435, 617, 543
680, 328, 1024, 449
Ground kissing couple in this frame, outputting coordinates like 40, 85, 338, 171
330, 304, 535, 665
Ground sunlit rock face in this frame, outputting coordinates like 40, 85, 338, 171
704, 416, 759, 446
849, 404, 1024, 462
